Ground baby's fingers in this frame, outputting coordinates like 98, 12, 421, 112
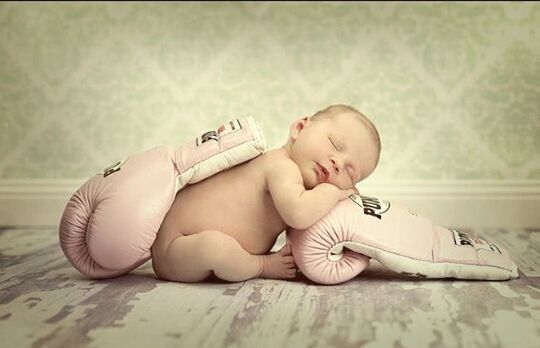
349, 188, 358, 196
340, 188, 356, 199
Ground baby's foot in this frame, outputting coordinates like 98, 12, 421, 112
259, 244, 297, 280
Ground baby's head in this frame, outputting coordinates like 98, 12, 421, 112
285, 104, 381, 190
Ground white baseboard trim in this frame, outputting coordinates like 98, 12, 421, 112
0, 179, 539, 228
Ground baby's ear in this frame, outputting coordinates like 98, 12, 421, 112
289, 116, 310, 140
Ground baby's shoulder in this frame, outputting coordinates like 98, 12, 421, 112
258, 149, 301, 182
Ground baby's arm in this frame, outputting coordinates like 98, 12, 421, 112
266, 158, 355, 230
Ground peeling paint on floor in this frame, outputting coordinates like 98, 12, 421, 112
0, 227, 538, 348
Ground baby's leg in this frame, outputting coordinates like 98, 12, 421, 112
152, 230, 296, 282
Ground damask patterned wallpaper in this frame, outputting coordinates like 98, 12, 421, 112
0, 2, 539, 182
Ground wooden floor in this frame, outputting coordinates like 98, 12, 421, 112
0, 227, 538, 348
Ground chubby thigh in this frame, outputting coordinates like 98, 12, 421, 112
151, 229, 212, 282
152, 227, 266, 282
153, 155, 286, 255
150, 205, 267, 282
150, 155, 287, 280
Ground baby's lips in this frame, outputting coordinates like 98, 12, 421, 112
314, 163, 322, 183
321, 166, 330, 181
316, 163, 329, 182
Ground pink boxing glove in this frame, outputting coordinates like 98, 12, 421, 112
288, 195, 519, 284
59, 117, 266, 278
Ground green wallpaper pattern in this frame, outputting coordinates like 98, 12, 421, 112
0, 2, 539, 181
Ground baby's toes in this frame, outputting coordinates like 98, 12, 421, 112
283, 255, 295, 266
284, 268, 297, 278
285, 262, 297, 271
279, 243, 293, 256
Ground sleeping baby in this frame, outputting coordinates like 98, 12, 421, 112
151, 104, 381, 282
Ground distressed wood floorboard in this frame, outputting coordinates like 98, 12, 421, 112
0, 227, 538, 348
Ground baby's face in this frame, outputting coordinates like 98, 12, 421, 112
288, 114, 378, 190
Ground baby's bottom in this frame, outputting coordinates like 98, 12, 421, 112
151, 229, 296, 283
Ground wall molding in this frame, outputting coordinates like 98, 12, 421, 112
1, 179, 539, 228
360, 179, 540, 199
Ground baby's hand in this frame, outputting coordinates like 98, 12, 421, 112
340, 188, 357, 200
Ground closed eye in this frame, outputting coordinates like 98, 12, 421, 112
329, 137, 339, 150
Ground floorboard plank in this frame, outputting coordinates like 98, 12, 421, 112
0, 227, 538, 348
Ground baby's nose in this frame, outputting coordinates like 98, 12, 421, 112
330, 158, 341, 173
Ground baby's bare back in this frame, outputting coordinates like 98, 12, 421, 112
157, 150, 287, 255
